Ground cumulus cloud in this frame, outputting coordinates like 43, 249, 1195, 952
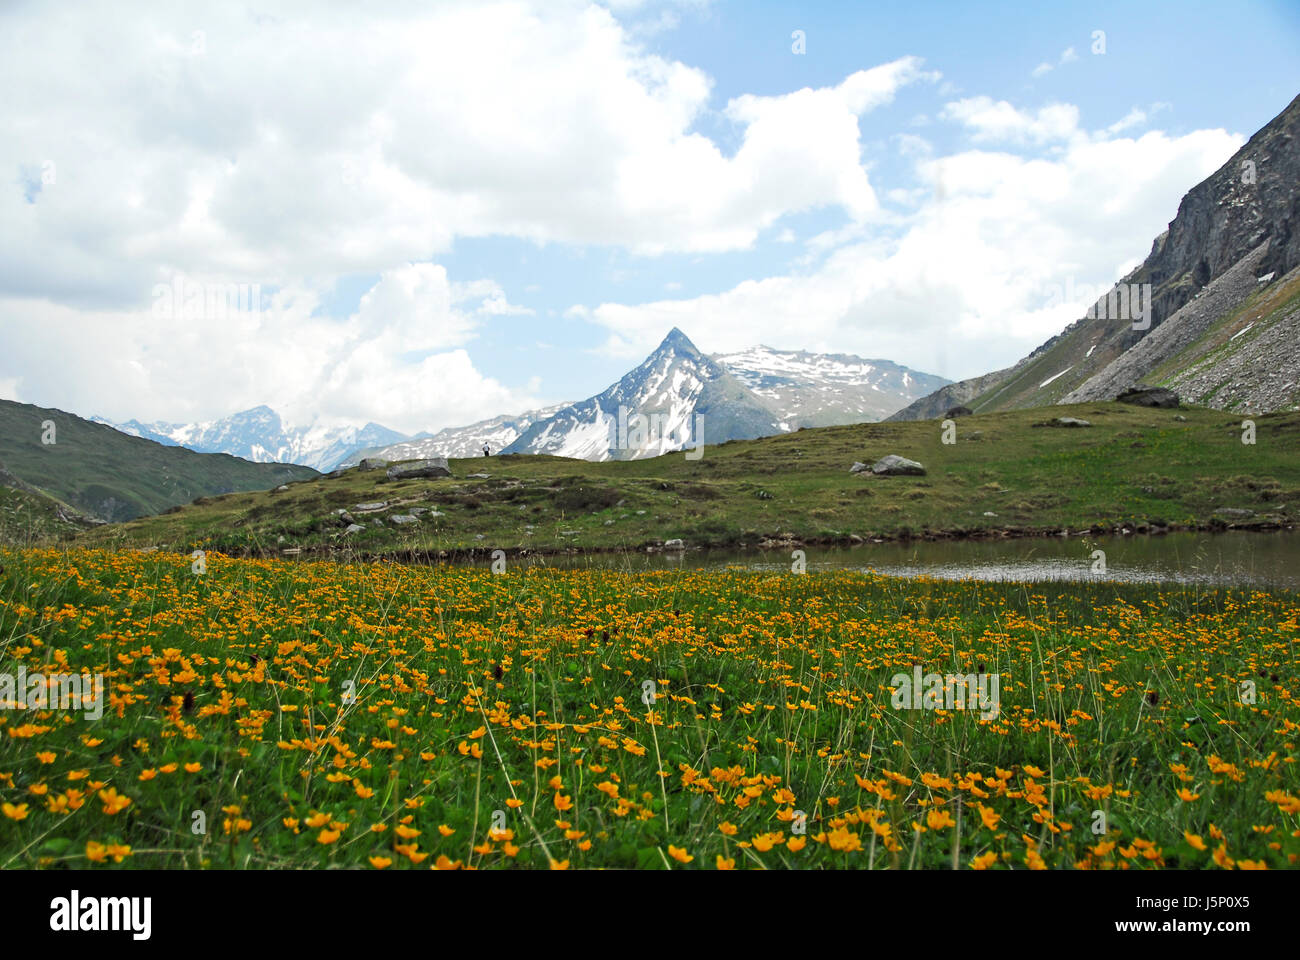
0, 264, 536, 435
578, 123, 1244, 380
0, 0, 937, 433
941, 96, 1082, 144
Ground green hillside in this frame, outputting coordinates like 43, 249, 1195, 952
76, 401, 1299, 557
0, 399, 318, 522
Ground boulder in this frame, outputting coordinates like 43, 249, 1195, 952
358, 458, 389, 470
849, 461, 868, 474
1116, 386, 1179, 408
386, 458, 451, 480
945, 405, 974, 418
1213, 507, 1254, 518
1052, 417, 1092, 428
390, 514, 419, 525
354, 502, 388, 512
344, 523, 365, 535
870, 455, 926, 476
663, 538, 686, 550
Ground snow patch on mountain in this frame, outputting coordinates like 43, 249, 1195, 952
91, 406, 405, 472
713, 345, 950, 426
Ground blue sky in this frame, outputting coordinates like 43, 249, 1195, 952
3, 0, 1297, 433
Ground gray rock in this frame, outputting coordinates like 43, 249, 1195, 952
945, 405, 974, 418
391, 514, 419, 525
1214, 507, 1254, 518
354, 502, 388, 512
1116, 386, 1179, 408
1174, 414, 1187, 421
273, 484, 289, 492
1052, 417, 1092, 428
344, 523, 365, 535
358, 458, 390, 470
849, 461, 868, 474
871, 455, 926, 476
467, 473, 490, 479
663, 538, 686, 550
338, 511, 357, 526
386, 458, 451, 480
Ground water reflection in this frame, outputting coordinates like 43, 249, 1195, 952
464, 530, 1300, 589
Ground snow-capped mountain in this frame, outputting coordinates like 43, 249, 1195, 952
342, 403, 570, 464
502, 328, 783, 460
91, 405, 406, 472
91, 332, 950, 470
713, 346, 950, 426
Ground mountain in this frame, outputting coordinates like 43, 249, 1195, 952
503, 328, 783, 460
92, 405, 408, 471
342, 404, 570, 464
714, 345, 949, 426
1, 398, 317, 521
892, 92, 1300, 420
885, 367, 1017, 422
343, 339, 947, 466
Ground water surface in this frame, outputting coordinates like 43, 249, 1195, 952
471, 530, 1300, 589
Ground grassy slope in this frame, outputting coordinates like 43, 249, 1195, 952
0, 398, 318, 521
75, 401, 1300, 557
0, 486, 92, 547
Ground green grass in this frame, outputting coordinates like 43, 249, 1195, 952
75, 401, 1300, 559
0, 548, 1295, 869
0, 398, 318, 522
0, 487, 91, 548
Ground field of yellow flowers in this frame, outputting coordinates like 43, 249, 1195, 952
1, 548, 1297, 870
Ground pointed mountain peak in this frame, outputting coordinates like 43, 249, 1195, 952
656, 327, 699, 354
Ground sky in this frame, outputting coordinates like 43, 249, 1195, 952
3, 0, 1298, 435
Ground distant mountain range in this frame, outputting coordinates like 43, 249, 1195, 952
0, 398, 316, 522
92, 337, 949, 469
891, 92, 1300, 421
351, 330, 949, 464
91, 406, 405, 472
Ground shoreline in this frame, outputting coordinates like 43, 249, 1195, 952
187, 516, 1296, 563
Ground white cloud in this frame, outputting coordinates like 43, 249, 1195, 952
0, 264, 537, 435
941, 97, 1082, 144
1031, 45, 1079, 78
1104, 107, 1148, 135
0, 2, 931, 313
577, 122, 1244, 380
0, 0, 931, 433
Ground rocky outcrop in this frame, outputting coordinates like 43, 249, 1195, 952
1034, 417, 1092, 427
1115, 387, 1180, 408
871, 455, 926, 476
385, 458, 451, 480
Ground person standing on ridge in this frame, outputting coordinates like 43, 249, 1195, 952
482, 443, 491, 457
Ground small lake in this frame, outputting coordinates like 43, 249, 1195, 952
470, 530, 1300, 589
